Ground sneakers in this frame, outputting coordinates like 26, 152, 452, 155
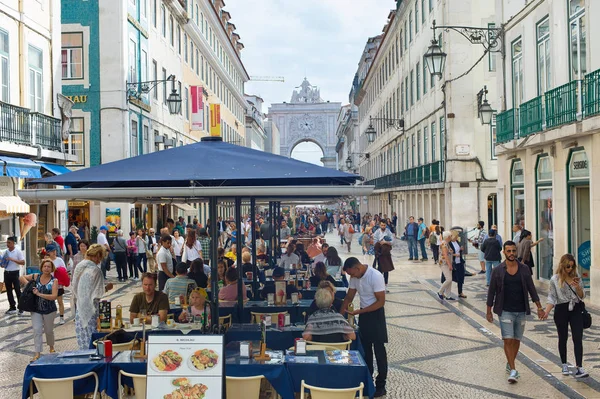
506, 363, 511, 374
478, 270, 486, 274
437, 293, 444, 301
575, 367, 589, 378
508, 369, 519, 383
562, 364, 570, 375
446, 297, 456, 300
59, 317, 65, 325
18, 310, 24, 316
6, 309, 17, 315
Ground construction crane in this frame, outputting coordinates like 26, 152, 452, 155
250, 76, 285, 82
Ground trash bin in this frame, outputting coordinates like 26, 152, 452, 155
451, 226, 468, 255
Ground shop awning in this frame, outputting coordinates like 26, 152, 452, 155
0, 156, 42, 179
35, 162, 71, 176
0, 196, 30, 213
174, 203, 198, 216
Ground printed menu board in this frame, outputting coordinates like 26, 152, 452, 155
147, 335, 224, 399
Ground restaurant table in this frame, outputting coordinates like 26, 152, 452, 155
90, 327, 206, 349
240, 299, 313, 324
224, 324, 364, 356
300, 287, 346, 300
226, 341, 295, 399
243, 277, 345, 288
105, 351, 147, 399
285, 350, 375, 398
22, 352, 111, 399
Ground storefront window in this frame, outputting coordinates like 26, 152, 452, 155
536, 155, 553, 280
568, 149, 590, 287
511, 160, 525, 227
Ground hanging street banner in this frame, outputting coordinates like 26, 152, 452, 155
210, 104, 221, 137
190, 86, 204, 131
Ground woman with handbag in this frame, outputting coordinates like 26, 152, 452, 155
542, 254, 589, 378
20, 259, 58, 362
437, 231, 455, 300
447, 230, 467, 299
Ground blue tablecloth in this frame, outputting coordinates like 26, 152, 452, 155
300, 287, 346, 300
240, 300, 313, 324
286, 350, 375, 399
105, 351, 147, 399
89, 328, 204, 349
22, 353, 110, 399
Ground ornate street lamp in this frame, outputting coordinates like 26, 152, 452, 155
345, 156, 353, 170
167, 78, 182, 115
126, 74, 182, 115
424, 38, 446, 77
365, 116, 404, 144
478, 86, 495, 125
365, 123, 377, 144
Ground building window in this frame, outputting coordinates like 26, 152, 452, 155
409, 11, 413, 42
534, 20, 551, 96
28, 45, 43, 112
191, 42, 194, 68
399, 31, 403, 56
439, 116, 445, 161
162, 68, 167, 104
511, 159, 525, 227
410, 69, 414, 106
169, 16, 174, 46
417, 130, 421, 165
152, 60, 157, 99
64, 117, 84, 166
512, 38, 523, 107
131, 119, 138, 157
143, 124, 149, 154
401, 81, 404, 113
0, 29, 9, 102
152, 0, 157, 26
177, 25, 181, 54
184, 33, 188, 62
415, 1, 419, 33
411, 134, 415, 167
196, 49, 199, 75
416, 62, 421, 101
184, 86, 189, 120
569, 0, 586, 80
161, 5, 166, 36
536, 155, 553, 280
422, 0, 426, 24
141, 49, 147, 83
128, 39, 137, 82
424, 126, 429, 163
154, 129, 160, 152
61, 33, 83, 80
423, 58, 427, 95
141, 0, 147, 18
404, 77, 409, 111
431, 121, 436, 162
488, 23, 496, 72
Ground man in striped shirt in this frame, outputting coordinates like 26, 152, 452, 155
163, 263, 197, 308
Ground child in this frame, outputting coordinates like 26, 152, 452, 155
178, 288, 211, 328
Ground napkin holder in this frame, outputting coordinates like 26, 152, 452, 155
347, 303, 355, 327
254, 321, 271, 361
295, 339, 307, 355
240, 341, 252, 359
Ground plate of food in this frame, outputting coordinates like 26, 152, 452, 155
151, 350, 183, 372
164, 378, 208, 399
188, 348, 219, 371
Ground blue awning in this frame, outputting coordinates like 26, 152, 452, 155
35, 162, 71, 176
0, 156, 42, 179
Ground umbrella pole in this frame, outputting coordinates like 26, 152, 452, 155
250, 197, 258, 299
269, 201, 274, 268
235, 197, 244, 318
209, 197, 219, 328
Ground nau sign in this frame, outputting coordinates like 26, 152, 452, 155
64, 95, 88, 103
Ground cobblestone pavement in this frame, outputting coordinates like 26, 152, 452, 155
2, 232, 600, 398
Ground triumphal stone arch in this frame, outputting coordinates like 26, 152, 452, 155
268, 78, 341, 168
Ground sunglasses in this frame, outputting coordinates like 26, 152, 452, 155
565, 265, 574, 269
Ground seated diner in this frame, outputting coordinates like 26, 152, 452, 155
303, 287, 356, 343
129, 272, 169, 323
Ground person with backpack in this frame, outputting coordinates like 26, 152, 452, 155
417, 218, 429, 261
429, 226, 441, 263
341, 218, 355, 253
20, 258, 58, 362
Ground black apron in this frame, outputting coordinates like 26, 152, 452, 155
358, 307, 388, 344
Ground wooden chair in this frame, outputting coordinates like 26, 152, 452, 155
92, 339, 135, 352
226, 375, 264, 399
118, 370, 146, 399
31, 371, 99, 399
251, 311, 288, 324
219, 314, 232, 328
306, 340, 352, 350
300, 380, 364, 399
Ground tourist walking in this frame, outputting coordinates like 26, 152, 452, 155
96, 226, 110, 279
373, 221, 394, 290
437, 231, 455, 300
135, 229, 148, 274
20, 258, 58, 362
542, 254, 589, 378
172, 230, 184, 264
157, 235, 174, 291
486, 241, 544, 383
448, 230, 467, 299
342, 219, 354, 253
45, 244, 68, 324
469, 221, 487, 275
182, 230, 203, 266
147, 228, 158, 274
417, 218, 429, 261
517, 229, 543, 274
341, 257, 388, 398
429, 225, 441, 263
72, 244, 113, 350
404, 216, 418, 261
482, 229, 502, 286
126, 232, 137, 280
112, 230, 128, 282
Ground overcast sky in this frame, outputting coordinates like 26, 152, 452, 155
226, 0, 396, 164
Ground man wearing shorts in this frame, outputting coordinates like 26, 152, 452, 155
486, 241, 544, 383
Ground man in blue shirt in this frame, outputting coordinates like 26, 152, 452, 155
417, 218, 429, 261
404, 216, 418, 261
65, 226, 79, 265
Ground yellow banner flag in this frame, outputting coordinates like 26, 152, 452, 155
210, 104, 221, 137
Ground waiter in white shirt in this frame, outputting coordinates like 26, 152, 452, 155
341, 257, 387, 398
2, 236, 25, 314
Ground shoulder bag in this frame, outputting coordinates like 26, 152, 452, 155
568, 283, 592, 329
18, 275, 38, 313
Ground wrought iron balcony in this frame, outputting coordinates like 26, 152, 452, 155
0, 101, 63, 152
584, 69, 600, 118
545, 80, 578, 129
519, 96, 543, 138
496, 108, 516, 144
365, 161, 443, 189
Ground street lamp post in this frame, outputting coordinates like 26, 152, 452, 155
364, 116, 404, 144
478, 86, 495, 125
126, 74, 182, 115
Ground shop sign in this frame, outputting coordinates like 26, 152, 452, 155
569, 151, 589, 180
578, 241, 591, 270
68, 201, 88, 207
105, 208, 121, 238
64, 95, 87, 103
512, 160, 524, 184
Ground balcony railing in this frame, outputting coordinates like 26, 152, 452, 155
0, 102, 31, 145
365, 161, 443, 189
30, 112, 62, 151
496, 109, 516, 144
0, 101, 63, 152
519, 96, 543, 137
545, 80, 578, 129
584, 68, 600, 118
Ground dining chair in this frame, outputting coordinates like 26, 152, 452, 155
306, 340, 352, 350
118, 370, 146, 399
250, 311, 288, 324
219, 314, 232, 328
226, 375, 264, 399
300, 380, 364, 399
31, 371, 99, 399
93, 339, 136, 352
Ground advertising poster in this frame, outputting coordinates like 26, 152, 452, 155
191, 86, 205, 131
210, 104, 221, 137
147, 335, 224, 398
105, 208, 121, 239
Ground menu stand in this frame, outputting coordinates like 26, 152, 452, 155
253, 321, 271, 361
133, 320, 147, 359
